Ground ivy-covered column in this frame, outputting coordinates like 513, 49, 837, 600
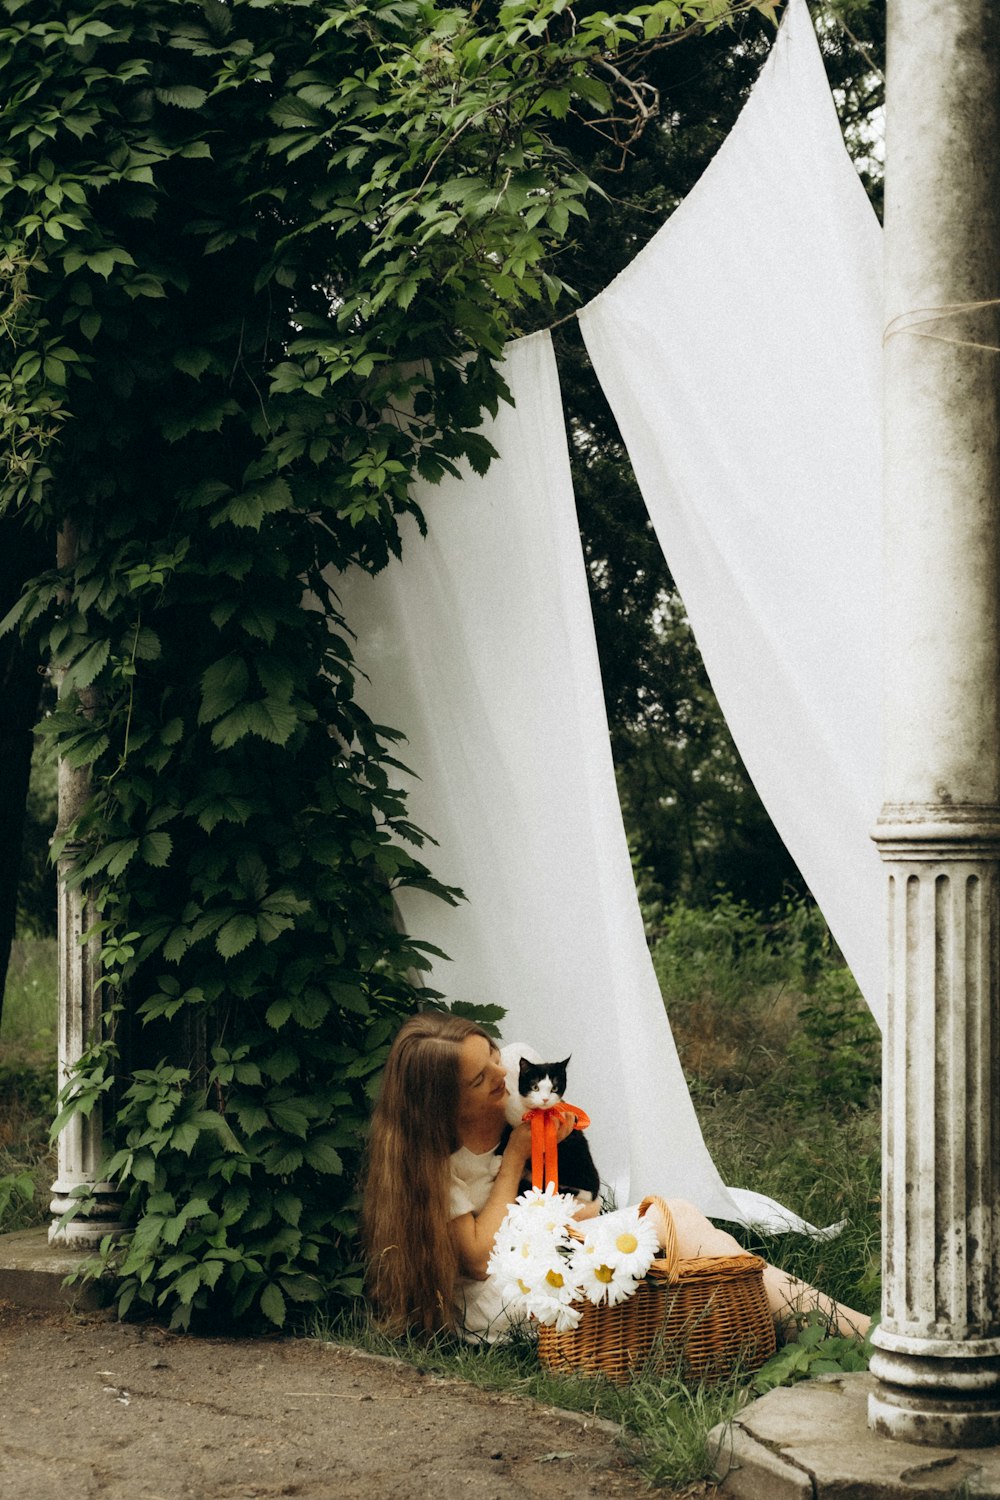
869, 0, 1000, 1445
49, 523, 123, 1248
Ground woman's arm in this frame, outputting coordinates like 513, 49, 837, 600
449, 1124, 532, 1279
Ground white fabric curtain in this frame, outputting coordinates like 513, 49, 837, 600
579, 0, 885, 1023
339, 332, 754, 1221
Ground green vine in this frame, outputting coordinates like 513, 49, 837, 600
0, 0, 776, 1328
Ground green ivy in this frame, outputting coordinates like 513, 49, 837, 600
752, 1311, 876, 1393
0, 0, 775, 1328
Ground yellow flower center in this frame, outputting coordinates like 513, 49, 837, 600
517, 1278, 532, 1296
615, 1232, 639, 1255
545, 1269, 565, 1290
595, 1264, 615, 1284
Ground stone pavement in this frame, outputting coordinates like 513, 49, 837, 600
710, 1373, 1000, 1499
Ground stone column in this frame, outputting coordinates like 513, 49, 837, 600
869, 0, 1000, 1446
49, 522, 124, 1248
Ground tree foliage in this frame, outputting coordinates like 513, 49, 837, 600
0, 0, 778, 1326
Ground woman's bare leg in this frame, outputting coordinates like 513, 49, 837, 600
761, 1265, 870, 1340
648, 1199, 870, 1341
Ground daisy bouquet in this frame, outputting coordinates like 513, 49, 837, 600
487, 1186, 661, 1330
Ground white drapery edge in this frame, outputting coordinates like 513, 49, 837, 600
336, 333, 827, 1234
579, 0, 885, 1025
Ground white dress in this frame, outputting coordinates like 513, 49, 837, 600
448, 1144, 531, 1343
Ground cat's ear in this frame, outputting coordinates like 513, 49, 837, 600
518, 1056, 532, 1071
557, 1056, 571, 1068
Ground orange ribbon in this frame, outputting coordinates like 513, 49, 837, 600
524, 1101, 591, 1193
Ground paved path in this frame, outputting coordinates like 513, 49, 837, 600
0, 1302, 684, 1500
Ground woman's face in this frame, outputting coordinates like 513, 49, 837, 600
455, 1033, 508, 1140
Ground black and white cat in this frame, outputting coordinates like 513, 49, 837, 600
499, 1043, 601, 1202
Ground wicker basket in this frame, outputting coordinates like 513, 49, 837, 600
536, 1195, 776, 1385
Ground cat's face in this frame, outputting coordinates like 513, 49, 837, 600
517, 1056, 570, 1110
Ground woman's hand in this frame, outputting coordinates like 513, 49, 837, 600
504, 1121, 532, 1164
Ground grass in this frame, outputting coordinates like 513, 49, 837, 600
0, 937, 58, 1233
655, 895, 881, 1316
3, 938, 58, 1054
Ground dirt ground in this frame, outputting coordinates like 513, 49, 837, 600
0, 1302, 708, 1500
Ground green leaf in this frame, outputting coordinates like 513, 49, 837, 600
199, 655, 250, 725
266, 998, 293, 1029
216, 914, 258, 959
268, 1099, 310, 1138
170, 1121, 201, 1155
244, 698, 299, 746
263, 1144, 303, 1175
86, 247, 136, 277
274, 1191, 302, 1227
260, 1281, 286, 1327
155, 85, 209, 109
173, 348, 213, 378
235, 1104, 269, 1137
133, 626, 162, 661
279, 1273, 323, 1303
141, 832, 172, 867
303, 1136, 343, 1174
106, 838, 141, 878
268, 95, 324, 129
63, 638, 110, 691
256, 910, 296, 945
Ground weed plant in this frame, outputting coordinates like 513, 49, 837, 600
0, 937, 57, 1233
652, 893, 881, 1321
3, 939, 58, 1056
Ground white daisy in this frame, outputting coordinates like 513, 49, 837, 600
498, 1260, 581, 1327
506, 1184, 578, 1242
583, 1206, 660, 1281
488, 1239, 552, 1298
521, 1259, 584, 1329
533, 1294, 583, 1332
570, 1239, 643, 1307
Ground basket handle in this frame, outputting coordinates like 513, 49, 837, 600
565, 1194, 681, 1280
638, 1194, 680, 1281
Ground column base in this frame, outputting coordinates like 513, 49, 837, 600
49, 1179, 126, 1251
869, 1338, 1000, 1446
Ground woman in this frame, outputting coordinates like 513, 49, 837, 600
362, 1012, 870, 1343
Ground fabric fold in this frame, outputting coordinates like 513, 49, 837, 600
338, 332, 768, 1222
578, 0, 884, 1023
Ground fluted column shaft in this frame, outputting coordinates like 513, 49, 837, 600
871, 0, 1000, 1445
49, 523, 123, 1248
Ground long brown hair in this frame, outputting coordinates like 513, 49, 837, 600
362, 1012, 493, 1333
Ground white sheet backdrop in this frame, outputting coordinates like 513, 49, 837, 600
339, 333, 728, 1214
339, 333, 832, 1234
579, 0, 885, 1023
